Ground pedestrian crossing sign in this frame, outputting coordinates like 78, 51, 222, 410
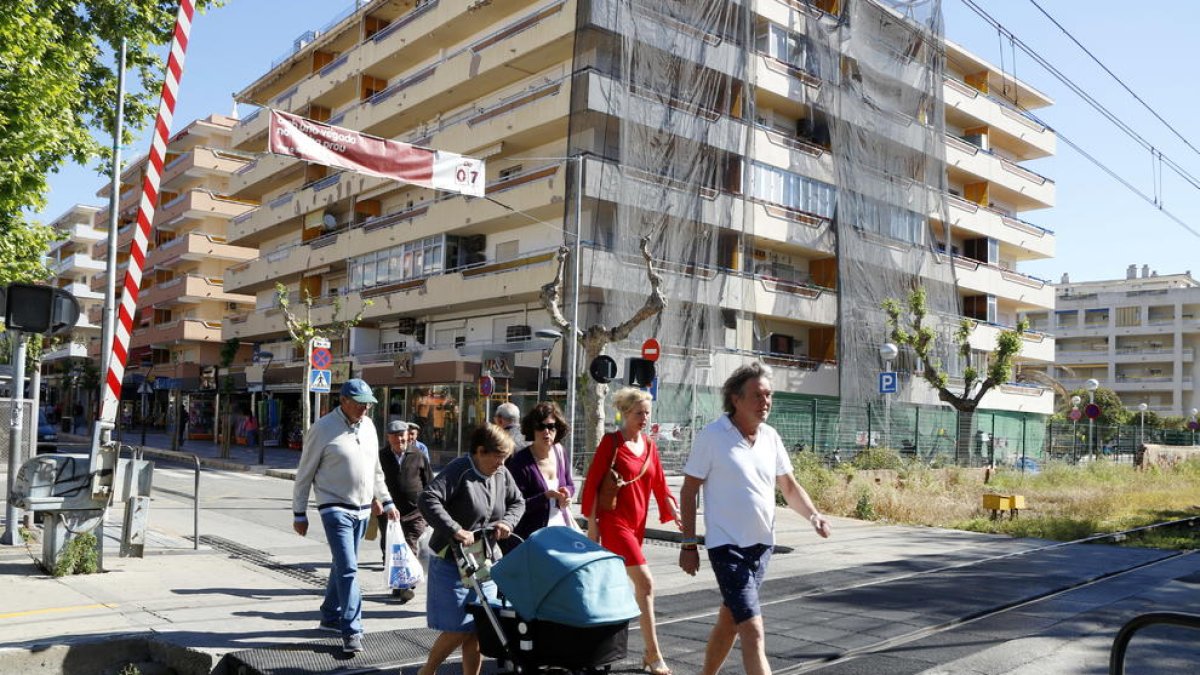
309, 369, 331, 393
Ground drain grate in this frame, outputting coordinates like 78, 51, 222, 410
198, 535, 328, 588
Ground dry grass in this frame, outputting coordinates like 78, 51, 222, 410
791, 452, 1200, 546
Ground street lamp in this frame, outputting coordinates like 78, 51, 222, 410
1085, 378, 1099, 460
534, 329, 562, 402
254, 350, 274, 465
879, 342, 898, 448
1138, 402, 1148, 452
1190, 408, 1198, 447
1070, 395, 1082, 461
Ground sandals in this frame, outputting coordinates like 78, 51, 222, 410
643, 658, 672, 675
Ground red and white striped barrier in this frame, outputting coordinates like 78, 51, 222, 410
99, 0, 195, 426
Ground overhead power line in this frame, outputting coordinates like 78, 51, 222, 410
957, 0, 1200, 239
1025, 0, 1200, 162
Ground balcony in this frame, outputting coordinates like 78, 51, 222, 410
942, 77, 1055, 160
950, 256, 1054, 310
139, 275, 252, 309
754, 54, 823, 120
160, 147, 252, 190
945, 194, 1054, 260
1111, 375, 1190, 393
94, 192, 257, 257
49, 224, 106, 254
751, 124, 833, 185
945, 135, 1055, 211
131, 318, 224, 348
228, 154, 303, 198
969, 321, 1053, 363
333, 3, 574, 140
146, 232, 256, 270
43, 342, 90, 362
1114, 346, 1193, 363
53, 253, 107, 275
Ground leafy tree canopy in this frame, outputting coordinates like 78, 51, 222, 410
0, 0, 220, 277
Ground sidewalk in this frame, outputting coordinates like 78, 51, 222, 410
56, 429, 304, 478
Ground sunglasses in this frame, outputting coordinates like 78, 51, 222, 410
535, 422, 558, 431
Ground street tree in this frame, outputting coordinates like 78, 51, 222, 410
0, 0, 221, 234
882, 287, 1026, 464
540, 236, 666, 465
275, 283, 371, 434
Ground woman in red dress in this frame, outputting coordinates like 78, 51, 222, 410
581, 387, 680, 675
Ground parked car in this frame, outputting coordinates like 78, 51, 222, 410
37, 409, 58, 454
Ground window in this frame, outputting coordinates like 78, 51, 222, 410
349, 235, 447, 290
749, 163, 836, 219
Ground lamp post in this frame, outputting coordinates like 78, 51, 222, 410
534, 329, 562, 402
254, 351, 274, 465
1191, 408, 1198, 447
879, 342, 898, 448
1070, 394, 1082, 461
1085, 378, 1099, 460
1138, 402, 1148, 453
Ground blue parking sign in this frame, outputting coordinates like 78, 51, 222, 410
879, 371, 897, 394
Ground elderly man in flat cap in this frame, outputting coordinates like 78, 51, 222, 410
374, 419, 433, 603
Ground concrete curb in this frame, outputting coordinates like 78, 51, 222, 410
0, 635, 217, 675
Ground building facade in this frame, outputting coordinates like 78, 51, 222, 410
1023, 266, 1200, 417
42, 205, 106, 420
220, 0, 1057, 460
86, 114, 258, 438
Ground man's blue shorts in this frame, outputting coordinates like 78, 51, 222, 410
707, 543, 772, 624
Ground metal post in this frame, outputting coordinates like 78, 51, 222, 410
1020, 416, 1027, 472
170, 388, 182, 453
914, 408, 921, 456
866, 402, 873, 449
2, 333, 27, 545
565, 156, 582, 473
100, 39, 127, 389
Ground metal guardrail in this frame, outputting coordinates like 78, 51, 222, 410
1110, 612, 1200, 675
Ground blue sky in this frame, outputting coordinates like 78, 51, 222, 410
35, 1, 1200, 284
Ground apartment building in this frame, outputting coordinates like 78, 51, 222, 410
222, 0, 1057, 457
87, 114, 258, 437
1023, 266, 1200, 417
42, 205, 106, 417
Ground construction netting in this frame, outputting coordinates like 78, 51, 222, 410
569, 0, 976, 469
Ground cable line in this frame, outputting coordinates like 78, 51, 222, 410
1025, 0, 1200, 162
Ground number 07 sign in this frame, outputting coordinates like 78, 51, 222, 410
269, 110, 485, 197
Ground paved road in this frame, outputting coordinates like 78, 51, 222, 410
2, 443, 1198, 674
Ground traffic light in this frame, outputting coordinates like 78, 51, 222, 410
625, 357, 656, 389
3, 284, 81, 335
589, 355, 617, 384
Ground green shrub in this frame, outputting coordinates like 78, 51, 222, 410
53, 532, 99, 577
854, 490, 876, 520
790, 451, 836, 505
851, 446, 903, 471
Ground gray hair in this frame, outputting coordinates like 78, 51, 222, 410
722, 361, 773, 415
494, 402, 520, 422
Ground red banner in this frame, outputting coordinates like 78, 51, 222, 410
268, 110, 485, 197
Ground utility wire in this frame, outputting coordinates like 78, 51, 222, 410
1025, 0, 1200, 162
960, 0, 1200, 196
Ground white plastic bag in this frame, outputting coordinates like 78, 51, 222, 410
384, 521, 424, 589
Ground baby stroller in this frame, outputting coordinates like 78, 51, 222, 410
456, 527, 640, 673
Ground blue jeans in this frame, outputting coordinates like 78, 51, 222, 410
319, 509, 368, 636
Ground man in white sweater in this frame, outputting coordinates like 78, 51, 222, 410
293, 378, 398, 654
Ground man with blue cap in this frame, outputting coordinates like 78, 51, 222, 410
293, 378, 399, 655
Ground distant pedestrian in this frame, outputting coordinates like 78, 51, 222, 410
293, 378, 398, 655
375, 420, 432, 603
678, 362, 831, 675
493, 401, 524, 447
407, 422, 431, 463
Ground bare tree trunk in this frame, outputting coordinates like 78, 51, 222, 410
540, 237, 666, 469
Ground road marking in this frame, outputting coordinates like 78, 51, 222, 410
0, 603, 114, 620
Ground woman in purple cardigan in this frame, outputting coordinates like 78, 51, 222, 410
503, 401, 577, 550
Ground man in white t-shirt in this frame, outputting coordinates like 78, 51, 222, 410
679, 362, 832, 675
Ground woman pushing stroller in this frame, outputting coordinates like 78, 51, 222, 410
417, 424, 524, 675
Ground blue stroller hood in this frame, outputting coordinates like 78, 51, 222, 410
492, 527, 640, 627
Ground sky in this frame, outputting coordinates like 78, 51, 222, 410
34, 0, 1200, 285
